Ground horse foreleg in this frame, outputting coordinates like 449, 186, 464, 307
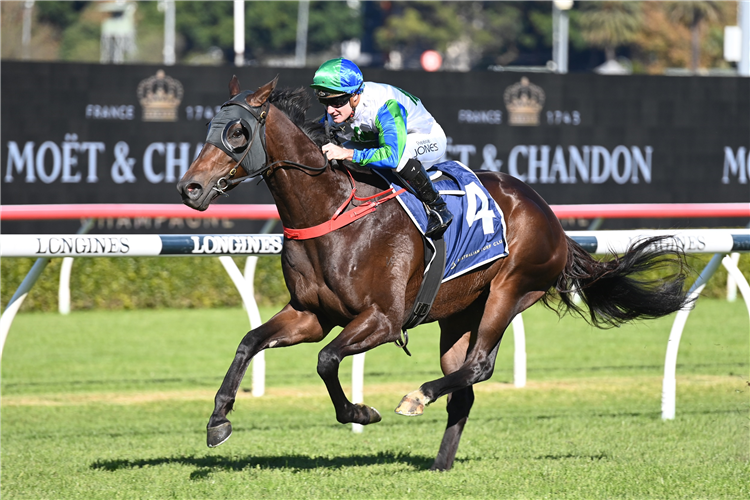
207, 304, 327, 447
316, 306, 399, 426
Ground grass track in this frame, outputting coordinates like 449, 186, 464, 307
2, 300, 748, 499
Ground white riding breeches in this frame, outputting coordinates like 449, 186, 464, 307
395, 121, 447, 172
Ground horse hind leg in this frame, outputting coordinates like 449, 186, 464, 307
430, 315, 479, 471
433, 386, 474, 471
396, 288, 544, 416
207, 305, 327, 447
400, 290, 545, 470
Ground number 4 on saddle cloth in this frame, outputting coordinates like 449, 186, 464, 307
378, 160, 509, 283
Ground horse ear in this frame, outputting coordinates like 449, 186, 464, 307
247, 75, 279, 107
229, 75, 241, 98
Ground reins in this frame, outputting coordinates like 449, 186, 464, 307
211, 94, 403, 240
283, 170, 406, 240
212, 100, 330, 197
218, 157, 328, 194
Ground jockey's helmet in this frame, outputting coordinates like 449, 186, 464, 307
311, 58, 363, 107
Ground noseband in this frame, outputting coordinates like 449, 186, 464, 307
206, 92, 329, 197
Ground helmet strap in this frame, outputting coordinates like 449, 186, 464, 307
347, 94, 361, 120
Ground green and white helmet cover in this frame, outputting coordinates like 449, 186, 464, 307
311, 58, 364, 97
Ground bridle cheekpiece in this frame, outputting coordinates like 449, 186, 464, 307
205, 89, 332, 198
205, 91, 270, 196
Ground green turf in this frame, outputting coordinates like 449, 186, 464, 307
2, 300, 748, 499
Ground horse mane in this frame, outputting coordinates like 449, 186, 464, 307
268, 87, 327, 147
267, 87, 374, 176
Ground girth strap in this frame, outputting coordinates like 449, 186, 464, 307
398, 237, 447, 354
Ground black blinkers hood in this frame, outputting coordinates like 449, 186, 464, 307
204, 91, 268, 178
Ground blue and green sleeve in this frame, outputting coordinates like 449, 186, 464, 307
352, 100, 408, 170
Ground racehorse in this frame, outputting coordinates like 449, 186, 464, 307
177, 76, 691, 471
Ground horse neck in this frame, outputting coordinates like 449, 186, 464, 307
263, 106, 353, 229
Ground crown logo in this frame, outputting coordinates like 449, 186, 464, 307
137, 70, 184, 122
503, 77, 545, 126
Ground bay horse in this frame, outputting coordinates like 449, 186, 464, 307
177, 76, 690, 471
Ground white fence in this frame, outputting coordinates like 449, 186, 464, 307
2, 209, 748, 424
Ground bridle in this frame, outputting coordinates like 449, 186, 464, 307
207, 89, 406, 246
208, 92, 329, 197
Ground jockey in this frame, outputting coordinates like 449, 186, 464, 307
311, 57, 453, 239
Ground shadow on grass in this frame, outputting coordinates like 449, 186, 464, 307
91, 451, 435, 479
534, 452, 609, 461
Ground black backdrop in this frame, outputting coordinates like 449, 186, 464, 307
2, 61, 748, 234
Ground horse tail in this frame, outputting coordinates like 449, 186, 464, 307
543, 235, 693, 328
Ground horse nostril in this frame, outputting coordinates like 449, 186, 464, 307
186, 183, 203, 199
178, 181, 204, 201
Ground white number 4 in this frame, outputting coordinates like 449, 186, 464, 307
465, 182, 495, 235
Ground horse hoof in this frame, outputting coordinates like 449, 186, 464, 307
430, 462, 451, 472
369, 406, 382, 424
207, 421, 232, 448
394, 390, 429, 416
355, 403, 383, 425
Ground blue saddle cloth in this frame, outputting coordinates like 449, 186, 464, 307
375, 161, 508, 282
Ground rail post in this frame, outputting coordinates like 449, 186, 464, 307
1, 257, 51, 357
512, 314, 526, 388
58, 219, 95, 315
726, 252, 741, 302
242, 219, 277, 398
662, 254, 722, 420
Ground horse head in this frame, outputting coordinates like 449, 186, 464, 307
177, 76, 278, 211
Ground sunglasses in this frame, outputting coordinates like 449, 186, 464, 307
318, 93, 352, 109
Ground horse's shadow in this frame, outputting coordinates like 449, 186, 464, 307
91, 452, 435, 479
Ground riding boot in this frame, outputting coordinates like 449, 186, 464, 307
399, 158, 453, 239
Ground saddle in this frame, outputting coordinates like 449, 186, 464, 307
384, 163, 509, 355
